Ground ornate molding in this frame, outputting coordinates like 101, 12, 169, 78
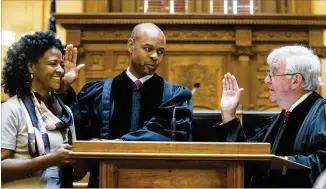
57, 18, 326, 26
55, 14, 326, 26
82, 30, 235, 41
165, 31, 235, 41
252, 31, 308, 42
82, 31, 130, 41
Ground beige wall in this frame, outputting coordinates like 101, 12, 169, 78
1, 0, 326, 101
2, 0, 83, 43
1, 0, 83, 101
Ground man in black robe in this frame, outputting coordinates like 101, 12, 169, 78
215, 45, 326, 187
59, 23, 193, 187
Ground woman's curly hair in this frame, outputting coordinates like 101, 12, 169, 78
2, 31, 64, 98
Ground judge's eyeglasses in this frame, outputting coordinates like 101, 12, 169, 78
265, 71, 302, 81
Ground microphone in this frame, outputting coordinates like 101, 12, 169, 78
191, 82, 200, 95
170, 106, 187, 141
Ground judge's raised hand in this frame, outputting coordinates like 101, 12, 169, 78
220, 73, 244, 123
60, 44, 85, 92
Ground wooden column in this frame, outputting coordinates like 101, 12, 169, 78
100, 162, 118, 188
234, 28, 254, 110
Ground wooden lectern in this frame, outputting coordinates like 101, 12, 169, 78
70, 141, 308, 188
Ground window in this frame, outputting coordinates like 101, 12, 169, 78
211, 0, 255, 14
144, 0, 186, 13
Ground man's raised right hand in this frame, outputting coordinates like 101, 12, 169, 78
220, 72, 244, 123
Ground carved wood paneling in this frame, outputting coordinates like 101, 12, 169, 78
165, 30, 235, 41
85, 51, 105, 71
82, 30, 235, 42
236, 29, 252, 46
309, 30, 324, 47
253, 31, 308, 42
255, 50, 280, 111
167, 55, 225, 110
119, 168, 226, 187
114, 54, 130, 71
55, 14, 326, 110
55, 14, 326, 26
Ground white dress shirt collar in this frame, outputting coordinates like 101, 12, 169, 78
126, 67, 154, 84
288, 91, 313, 112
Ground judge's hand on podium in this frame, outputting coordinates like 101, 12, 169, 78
220, 73, 244, 124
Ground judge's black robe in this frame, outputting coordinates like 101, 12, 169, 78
214, 92, 326, 187
59, 71, 193, 187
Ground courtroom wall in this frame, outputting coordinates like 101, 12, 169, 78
1, 0, 326, 106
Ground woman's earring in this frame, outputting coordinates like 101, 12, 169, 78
31, 73, 33, 79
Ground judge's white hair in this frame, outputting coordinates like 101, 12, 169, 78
267, 45, 323, 91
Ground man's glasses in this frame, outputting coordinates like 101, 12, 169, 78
265, 71, 302, 81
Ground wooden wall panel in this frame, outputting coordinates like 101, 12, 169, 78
84, 0, 109, 13
55, 14, 326, 111
118, 168, 226, 188
167, 54, 225, 110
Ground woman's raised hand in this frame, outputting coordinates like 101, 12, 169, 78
60, 44, 85, 92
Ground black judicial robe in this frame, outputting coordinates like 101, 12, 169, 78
214, 92, 326, 187
60, 71, 193, 187
61, 71, 193, 141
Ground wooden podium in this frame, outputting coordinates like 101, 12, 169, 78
70, 141, 308, 188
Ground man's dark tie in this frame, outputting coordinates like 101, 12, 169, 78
271, 111, 291, 154
135, 79, 142, 89
283, 111, 291, 119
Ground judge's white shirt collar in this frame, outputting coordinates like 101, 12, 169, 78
126, 67, 154, 84
288, 91, 313, 112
